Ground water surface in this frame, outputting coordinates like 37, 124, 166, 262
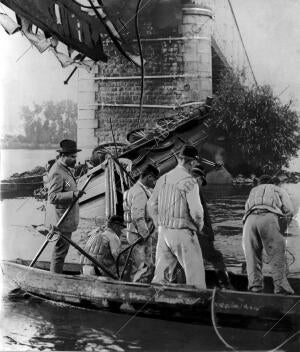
1, 150, 300, 351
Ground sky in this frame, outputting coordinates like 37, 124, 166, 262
0, 6, 78, 136
231, 0, 300, 105
0, 0, 300, 136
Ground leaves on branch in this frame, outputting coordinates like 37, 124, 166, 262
208, 71, 300, 175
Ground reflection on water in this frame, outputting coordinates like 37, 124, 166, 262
1, 293, 299, 352
1, 184, 300, 351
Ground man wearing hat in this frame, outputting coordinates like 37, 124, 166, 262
81, 215, 125, 276
148, 145, 206, 289
242, 174, 295, 294
192, 164, 232, 289
123, 164, 160, 282
45, 139, 85, 273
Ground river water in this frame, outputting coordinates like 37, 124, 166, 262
1, 149, 300, 351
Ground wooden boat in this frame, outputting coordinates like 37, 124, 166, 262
78, 103, 217, 219
0, 174, 44, 198
2, 259, 300, 331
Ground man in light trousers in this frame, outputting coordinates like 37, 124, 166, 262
242, 174, 294, 294
123, 164, 159, 282
148, 145, 206, 289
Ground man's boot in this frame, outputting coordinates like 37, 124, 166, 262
216, 270, 234, 290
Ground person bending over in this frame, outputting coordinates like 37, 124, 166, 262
81, 215, 125, 277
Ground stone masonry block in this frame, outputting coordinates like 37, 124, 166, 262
78, 91, 96, 106
77, 128, 96, 140
77, 119, 98, 129
78, 109, 96, 120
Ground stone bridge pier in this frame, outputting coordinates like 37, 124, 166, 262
77, 0, 255, 163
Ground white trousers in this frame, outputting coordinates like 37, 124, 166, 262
152, 226, 206, 289
242, 213, 294, 294
82, 264, 97, 276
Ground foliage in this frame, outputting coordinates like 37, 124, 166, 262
209, 71, 300, 176
21, 100, 77, 146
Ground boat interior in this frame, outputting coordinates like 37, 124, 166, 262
12, 258, 300, 295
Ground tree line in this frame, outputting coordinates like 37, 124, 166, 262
1, 100, 77, 148
1, 77, 299, 177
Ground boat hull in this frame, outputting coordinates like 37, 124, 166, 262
0, 175, 44, 198
2, 260, 300, 330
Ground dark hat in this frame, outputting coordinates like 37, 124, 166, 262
57, 139, 81, 153
192, 164, 207, 186
142, 164, 160, 178
178, 145, 199, 161
257, 174, 272, 184
107, 215, 126, 228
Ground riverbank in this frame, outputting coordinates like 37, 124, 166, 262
232, 170, 300, 185
0, 143, 57, 150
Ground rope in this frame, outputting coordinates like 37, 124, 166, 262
135, 0, 145, 127
284, 223, 295, 268
211, 287, 237, 351
71, 0, 101, 9
108, 116, 119, 159
16, 45, 33, 63
15, 198, 30, 212
46, 232, 59, 242
227, 0, 257, 86
211, 286, 299, 352
268, 331, 300, 352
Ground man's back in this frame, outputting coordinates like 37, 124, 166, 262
81, 228, 121, 275
148, 165, 203, 232
245, 183, 294, 218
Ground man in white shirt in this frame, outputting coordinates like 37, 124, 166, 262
148, 145, 206, 289
242, 175, 294, 294
123, 164, 159, 282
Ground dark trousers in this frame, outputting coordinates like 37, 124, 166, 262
50, 231, 72, 273
197, 234, 226, 271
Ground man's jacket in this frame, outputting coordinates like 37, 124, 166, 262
81, 228, 121, 275
148, 165, 204, 232
45, 160, 79, 232
123, 181, 153, 243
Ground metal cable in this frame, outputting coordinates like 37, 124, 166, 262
227, 0, 257, 86
135, 0, 145, 127
71, 0, 101, 9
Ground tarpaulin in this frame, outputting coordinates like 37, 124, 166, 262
19, 16, 52, 53
1, 0, 107, 61
0, 12, 20, 34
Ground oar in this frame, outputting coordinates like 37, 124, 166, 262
29, 172, 94, 268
